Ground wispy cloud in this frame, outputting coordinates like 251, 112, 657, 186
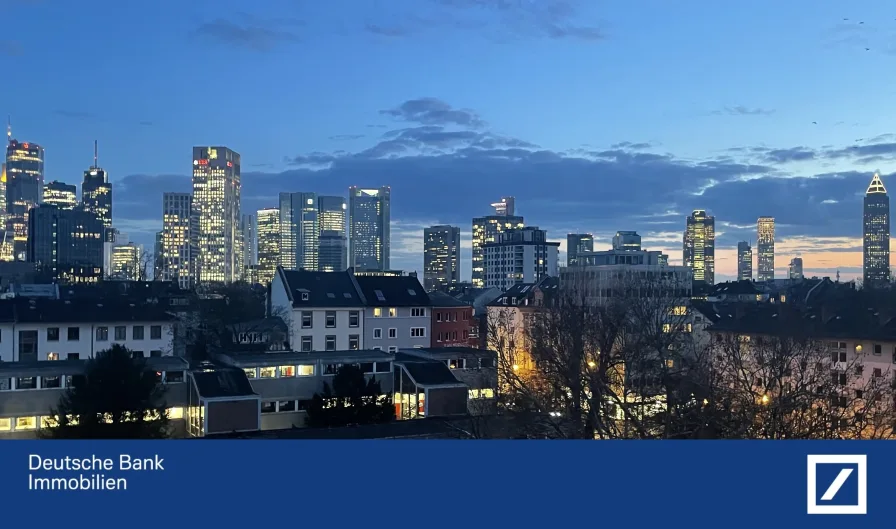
193, 15, 302, 51
54, 109, 95, 120
712, 105, 776, 116
328, 134, 365, 141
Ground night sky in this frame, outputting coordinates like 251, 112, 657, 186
3, 0, 895, 281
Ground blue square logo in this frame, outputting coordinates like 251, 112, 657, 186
807, 455, 867, 515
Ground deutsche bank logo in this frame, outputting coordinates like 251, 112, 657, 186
806, 455, 867, 515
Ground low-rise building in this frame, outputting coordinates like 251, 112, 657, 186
354, 274, 431, 352
428, 291, 475, 348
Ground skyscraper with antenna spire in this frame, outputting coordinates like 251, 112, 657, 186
5, 116, 45, 260
863, 172, 890, 287
81, 140, 113, 242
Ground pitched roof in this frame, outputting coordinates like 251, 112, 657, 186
191, 366, 258, 399
709, 280, 760, 297
427, 290, 472, 308
353, 274, 429, 307
394, 353, 463, 386
277, 267, 365, 308
707, 302, 896, 341
0, 298, 177, 324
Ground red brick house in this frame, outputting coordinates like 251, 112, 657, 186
428, 291, 475, 348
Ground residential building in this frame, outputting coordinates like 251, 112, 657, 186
27, 205, 104, 283
863, 173, 890, 287
256, 207, 280, 285
354, 274, 431, 351
486, 277, 559, 374
737, 241, 752, 281
81, 142, 113, 241
472, 200, 524, 287
160, 192, 197, 289
241, 214, 256, 276
279, 191, 319, 271
192, 146, 241, 284
348, 186, 390, 272
42, 181, 77, 209
683, 210, 715, 285
566, 233, 594, 266
612, 231, 641, 251
447, 285, 502, 348
318, 230, 347, 272
428, 291, 475, 348
423, 224, 461, 291
491, 196, 515, 216
757, 216, 775, 281
5, 135, 44, 261
789, 257, 804, 280
482, 226, 558, 291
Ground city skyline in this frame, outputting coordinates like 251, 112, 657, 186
4, 2, 896, 281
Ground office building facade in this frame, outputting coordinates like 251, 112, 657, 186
348, 186, 390, 272
43, 181, 77, 210
257, 207, 280, 285
423, 225, 461, 291
6, 138, 44, 261
279, 192, 318, 271
566, 233, 594, 266
82, 144, 113, 242
241, 214, 257, 275
472, 199, 524, 287
863, 173, 890, 287
483, 227, 559, 291
27, 205, 104, 283
110, 243, 141, 281
683, 210, 715, 285
192, 146, 241, 283
319, 230, 347, 272
757, 217, 775, 282
160, 193, 197, 289
737, 241, 752, 281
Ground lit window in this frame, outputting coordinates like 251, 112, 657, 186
244, 368, 257, 379
41, 416, 56, 429
468, 389, 480, 399
662, 324, 672, 333
373, 308, 382, 318
280, 366, 296, 377
15, 417, 36, 430
298, 365, 314, 376
259, 367, 276, 378
481, 388, 495, 398
47, 353, 59, 361
0, 417, 10, 431
167, 407, 184, 419
389, 308, 397, 317
670, 306, 687, 316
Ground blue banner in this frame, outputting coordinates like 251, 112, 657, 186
0, 441, 890, 527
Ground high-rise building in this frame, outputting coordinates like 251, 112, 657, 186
757, 217, 775, 282
43, 181, 77, 210
0, 163, 7, 230
612, 231, 641, 251
192, 146, 241, 283
256, 207, 280, 284
348, 186, 390, 271
6, 127, 44, 261
81, 141, 113, 242
863, 173, 890, 287
423, 225, 461, 291
683, 210, 715, 285
110, 243, 141, 281
241, 214, 257, 274
483, 227, 559, 291
318, 195, 347, 234
319, 230, 347, 272
279, 192, 319, 271
737, 241, 752, 281
472, 198, 524, 287
27, 204, 103, 283
160, 192, 197, 289
567, 233, 594, 266
789, 257, 804, 280
154, 231, 163, 281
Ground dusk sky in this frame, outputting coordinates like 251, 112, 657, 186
3, 0, 895, 281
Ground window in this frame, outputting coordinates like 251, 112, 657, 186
260, 367, 276, 378
451, 312, 457, 322
298, 365, 314, 376
301, 336, 312, 352
411, 327, 426, 338
388, 328, 397, 339
375, 362, 391, 373
114, 326, 126, 340
150, 350, 162, 358
359, 362, 374, 373
463, 312, 470, 321
15, 417, 36, 430
18, 330, 37, 362
480, 358, 495, 369
325, 336, 337, 351
96, 327, 109, 341
324, 364, 340, 375
301, 311, 313, 328
856, 365, 864, 376
373, 328, 382, 339
437, 332, 443, 342
349, 335, 360, 350
244, 368, 257, 379
325, 311, 336, 328
166, 371, 184, 383
874, 344, 882, 356
448, 359, 465, 369
47, 353, 59, 361
133, 326, 144, 340
0, 418, 10, 431
0, 378, 9, 391
261, 402, 276, 413
278, 400, 296, 412
411, 308, 426, 317
47, 327, 59, 341
373, 307, 382, 318
856, 389, 864, 399
41, 376, 61, 389
300, 292, 309, 301
436, 312, 442, 322
480, 388, 495, 398
388, 308, 397, 317
67, 327, 79, 341
17, 377, 36, 389
839, 352, 846, 362
280, 366, 295, 377
873, 368, 882, 378
151, 326, 162, 339
67, 353, 80, 360
349, 311, 360, 327
387, 346, 398, 353
167, 407, 184, 419
132, 351, 144, 359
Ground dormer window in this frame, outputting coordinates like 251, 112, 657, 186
301, 292, 309, 301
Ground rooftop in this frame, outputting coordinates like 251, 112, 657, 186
191, 366, 257, 399
215, 349, 394, 367
427, 290, 472, 308
277, 267, 365, 308
0, 298, 177, 324
0, 356, 189, 377
353, 274, 429, 307
394, 353, 464, 386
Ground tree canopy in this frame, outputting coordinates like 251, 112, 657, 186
305, 365, 394, 428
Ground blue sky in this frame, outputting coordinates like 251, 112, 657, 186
3, 0, 895, 280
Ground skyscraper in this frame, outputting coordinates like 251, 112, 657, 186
348, 186, 390, 271
483, 227, 559, 291
160, 192, 197, 289
318, 195, 347, 234
683, 210, 715, 285
757, 217, 775, 282
43, 181, 77, 209
863, 173, 890, 287
256, 207, 280, 284
279, 192, 319, 271
82, 141, 113, 241
27, 204, 103, 283
0, 163, 7, 231
192, 146, 241, 283
6, 126, 44, 261
789, 257, 804, 280
241, 214, 257, 273
110, 243, 141, 281
737, 241, 752, 281
319, 231, 347, 272
154, 231, 163, 281
424, 225, 461, 291
566, 233, 594, 266
472, 198, 524, 287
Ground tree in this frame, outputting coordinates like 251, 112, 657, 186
305, 365, 394, 428
41, 344, 171, 439
187, 281, 272, 363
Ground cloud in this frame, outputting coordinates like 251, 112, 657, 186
54, 109, 95, 120
0, 40, 22, 56
761, 147, 816, 164
381, 97, 486, 128
328, 134, 365, 141
193, 16, 301, 51
713, 106, 775, 116
364, 23, 411, 37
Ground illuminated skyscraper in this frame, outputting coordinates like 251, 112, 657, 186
757, 217, 775, 282
82, 141, 112, 241
0, 163, 6, 229
160, 192, 197, 289
6, 124, 44, 261
472, 198, 524, 287
424, 225, 461, 291
192, 146, 241, 283
256, 207, 280, 284
863, 173, 890, 287
566, 233, 594, 266
318, 195, 347, 234
241, 214, 257, 273
317, 196, 346, 271
279, 192, 319, 271
683, 210, 715, 285
789, 257, 804, 280
737, 241, 752, 281
348, 186, 390, 272
43, 181, 77, 210
110, 243, 141, 281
